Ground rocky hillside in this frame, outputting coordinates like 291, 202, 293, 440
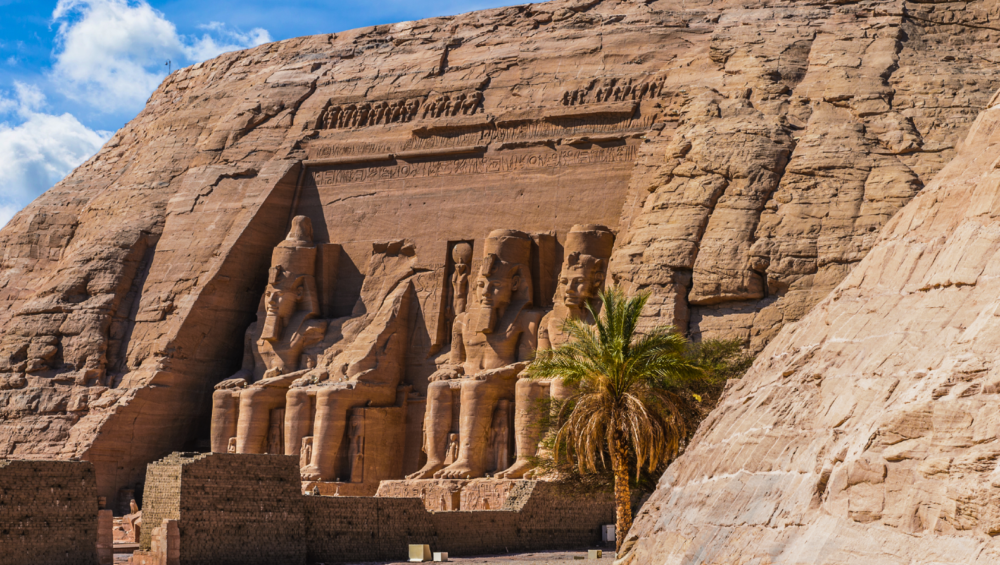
1, 0, 999, 504
622, 81, 1000, 564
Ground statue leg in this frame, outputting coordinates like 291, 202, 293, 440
284, 389, 312, 458
210, 390, 239, 453
496, 379, 550, 479
406, 380, 454, 479
436, 377, 510, 479
302, 386, 396, 481
235, 387, 287, 454
522, 377, 576, 479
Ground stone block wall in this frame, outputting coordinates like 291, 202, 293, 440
0, 460, 98, 565
306, 481, 615, 562
140, 452, 613, 564
139, 453, 305, 565
138, 453, 184, 550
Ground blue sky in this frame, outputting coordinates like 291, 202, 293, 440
0, 0, 523, 227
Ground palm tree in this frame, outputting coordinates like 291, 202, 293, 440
527, 287, 704, 553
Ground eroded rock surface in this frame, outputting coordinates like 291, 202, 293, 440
2, 0, 1000, 504
622, 82, 1000, 564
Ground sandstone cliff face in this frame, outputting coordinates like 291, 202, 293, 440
622, 79, 1000, 565
1, 0, 998, 503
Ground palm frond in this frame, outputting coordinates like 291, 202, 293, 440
534, 285, 709, 480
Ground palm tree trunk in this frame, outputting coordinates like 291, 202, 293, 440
610, 430, 632, 554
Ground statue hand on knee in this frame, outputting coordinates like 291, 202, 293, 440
429, 364, 464, 382
470, 361, 530, 382
215, 377, 248, 390
290, 370, 328, 388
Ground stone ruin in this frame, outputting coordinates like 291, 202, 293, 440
210, 221, 615, 495
7, 1, 1000, 561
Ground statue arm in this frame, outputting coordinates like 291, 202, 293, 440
215, 324, 256, 389
517, 314, 541, 362
291, 320, 328, 351
240, 324, 256, 373
431, 317, 466, 382
537, 313, 552, 351
448, 317, 466, 365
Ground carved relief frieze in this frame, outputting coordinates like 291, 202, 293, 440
316, 90, 484, 130
305, 117, 652, 160
317, 98, 423, 129
419, 91, 484, 119
310, 144, 639, 187
561, 75, 665, 106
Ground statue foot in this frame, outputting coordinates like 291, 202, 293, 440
406, 462, 445, 480
495, 459, 535, 480
300, 465, 322, 482
433, 461, 482, 480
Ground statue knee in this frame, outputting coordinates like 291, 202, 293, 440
427, 380, 454, 399
285, 388, 310, 410
315, 386, 359, 411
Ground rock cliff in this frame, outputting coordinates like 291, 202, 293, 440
622, 65, 1000, 565
2, 0, 999, 504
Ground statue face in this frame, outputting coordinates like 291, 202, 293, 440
265, 282, 302, 320
558, 255, 606, 309
559, 270, 590, 307
475, 268, 517, 311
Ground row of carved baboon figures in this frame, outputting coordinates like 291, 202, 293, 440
561, 76, 666, 106
317, 91, 485, 129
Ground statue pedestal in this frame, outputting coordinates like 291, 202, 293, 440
302, 481, 380, 497
376, 478, 522, 511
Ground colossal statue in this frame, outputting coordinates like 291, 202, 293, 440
210, 216, 329, 455
408, 230, 542, 480
211, 223, 416, 484
289, 241, 415, 483
496, 224, 614, 479
210, 221, 611, 486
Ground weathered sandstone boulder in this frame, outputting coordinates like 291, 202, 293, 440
622, 80, 1000, 564
2, 0, 1000, 504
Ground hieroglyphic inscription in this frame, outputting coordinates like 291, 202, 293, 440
311, 145, 638, 187
308, 116, 653, 160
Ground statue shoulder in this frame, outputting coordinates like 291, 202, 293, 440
524, 308, 545, 325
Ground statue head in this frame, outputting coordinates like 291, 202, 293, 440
472, 230, 532, 333
259, 216, 320, 343
452, 243, 472, 275
262, 267, 307, 335
451, 243, 473, 314
557, 225, 614, 313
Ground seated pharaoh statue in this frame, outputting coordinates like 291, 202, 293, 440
408, 229, 542, 480
211, 216, 329, 455
288, 245, 415, 482
496, 224, 614, 479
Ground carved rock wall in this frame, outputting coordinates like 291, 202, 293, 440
3, 0, 1000, 504
622, 85, 1000, 562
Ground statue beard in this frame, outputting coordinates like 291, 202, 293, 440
260, 313, 283, 342
472, 302, 507, 334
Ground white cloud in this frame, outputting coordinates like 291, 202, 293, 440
0, 205, 16, 229
0, 1, 271, 229
51, 0, 270, 112
186, 25, 272, 62
0, 82, 111, 227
